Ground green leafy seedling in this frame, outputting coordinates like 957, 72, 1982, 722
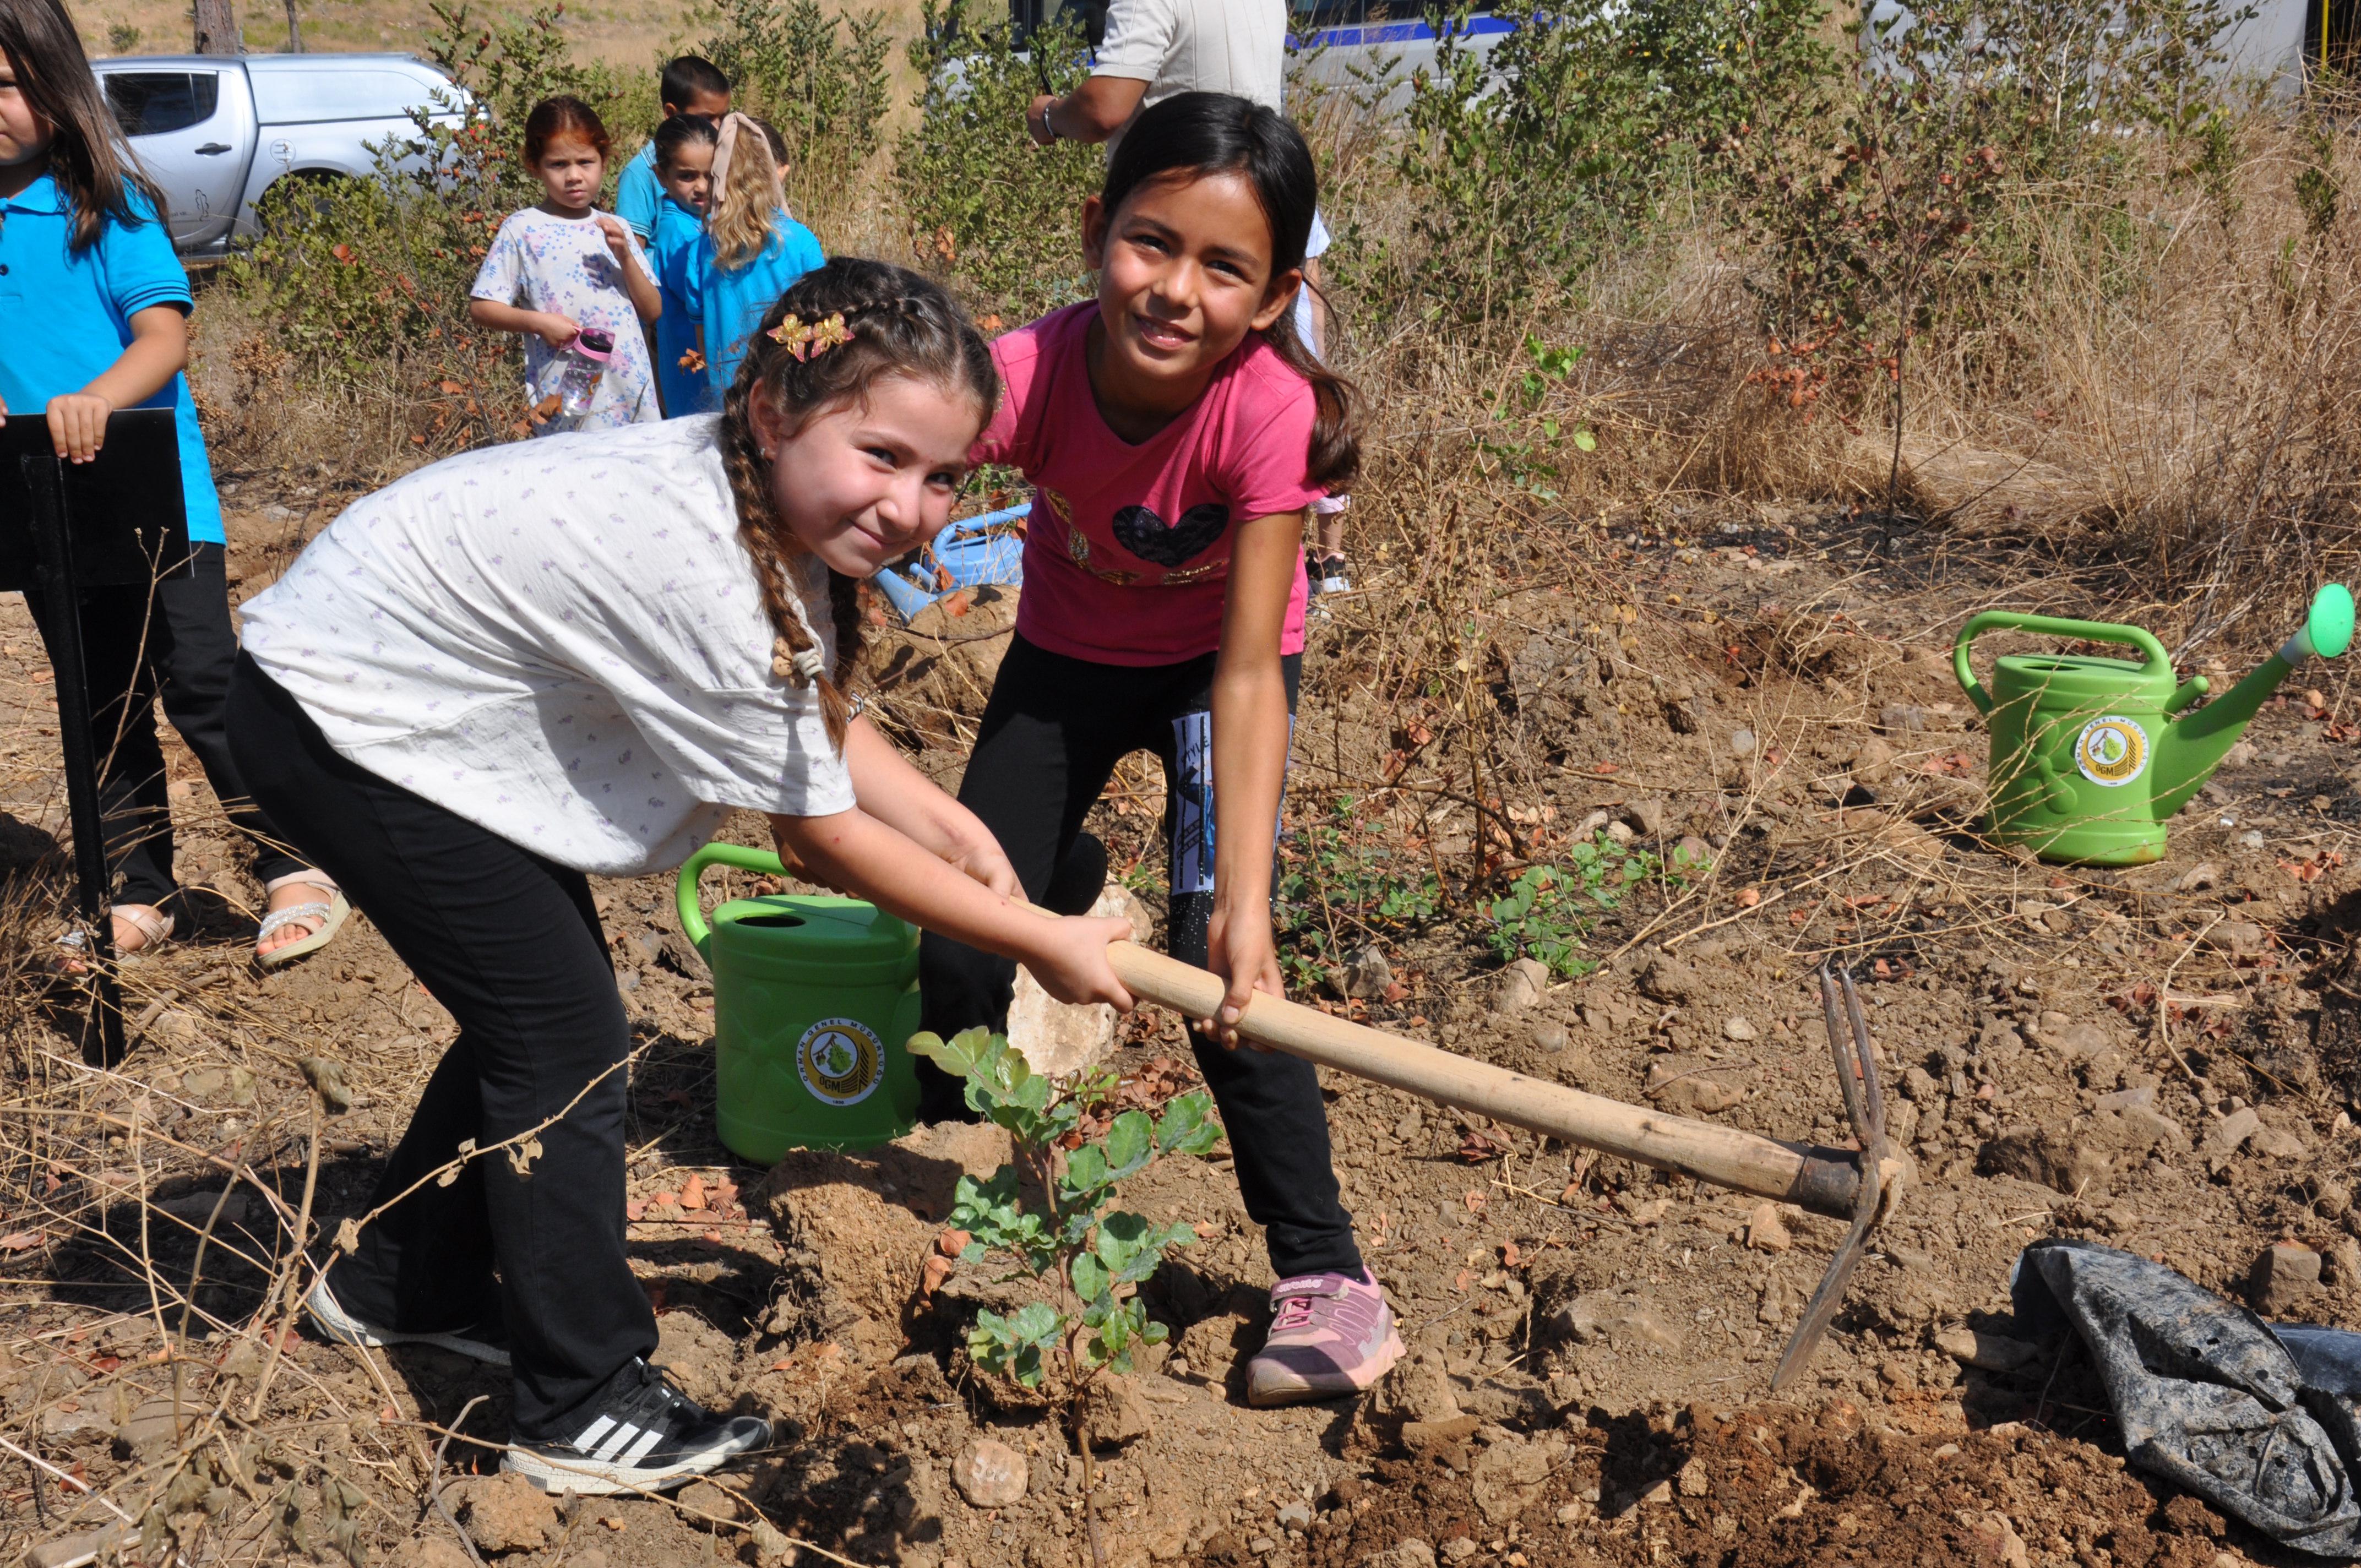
906, 1027, 1221, 1563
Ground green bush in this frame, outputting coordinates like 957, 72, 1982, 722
1726, 0, 2249, 444
695, 0, 894, 217
1353, 0, 1838, 330
894, 0, 1104, 322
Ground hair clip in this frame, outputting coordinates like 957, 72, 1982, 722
766, 312, 854, 361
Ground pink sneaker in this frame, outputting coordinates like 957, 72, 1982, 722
1245, 1270, 1405, 1407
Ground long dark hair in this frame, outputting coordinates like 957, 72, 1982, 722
1103, 91, 1357, 493
0, 0, 165, 250
719, 258, 998, 749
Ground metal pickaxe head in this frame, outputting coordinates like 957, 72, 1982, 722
1770, 963, 1910, 1391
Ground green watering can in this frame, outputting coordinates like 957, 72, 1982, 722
1953, 584, 2355, 865
675, 842, 922, 1161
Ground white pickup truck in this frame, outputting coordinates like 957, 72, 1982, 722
92, 52, 465, 254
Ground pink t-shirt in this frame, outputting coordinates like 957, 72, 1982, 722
976, 302, 1323, 666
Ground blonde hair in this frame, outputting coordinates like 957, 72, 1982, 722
708, 115, 789, 271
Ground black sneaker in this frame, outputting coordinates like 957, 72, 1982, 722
504, 1359, 770, 1495
1313, 553, 1352, 596
305, 1273, 510, 1366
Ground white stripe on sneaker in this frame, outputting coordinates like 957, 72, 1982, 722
591, 1422, 642, 1463
618, 1426, 665, 1466
573, 1415, 616, 1451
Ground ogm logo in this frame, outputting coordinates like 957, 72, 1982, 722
797, 1017, 883, 1107
2073, 715, 2148, 787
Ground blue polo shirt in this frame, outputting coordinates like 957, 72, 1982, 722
682, 212, 825, 396
0, 174, 224, 545
616, 141, 661, 241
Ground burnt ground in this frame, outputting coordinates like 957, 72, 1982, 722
2, 483, 2359, 1568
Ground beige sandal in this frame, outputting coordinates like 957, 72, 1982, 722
257, 872, 350, 970
52, 903, 174, 973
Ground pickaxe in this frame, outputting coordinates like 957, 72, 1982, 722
1098, 938, 1905, 1390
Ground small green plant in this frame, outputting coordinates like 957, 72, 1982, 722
1274, 797, 1443, 991
1476, 334, 1598, 499
105, 21, 142, 52
909, 1022, 1218, 1377
1486, 832, 1704, 977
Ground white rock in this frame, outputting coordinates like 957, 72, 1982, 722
1493, 958, 1549, 1014
1008, 881, 1150, 1077
1722, 1015, 1758, 1042
951, 1439, 1030, 1508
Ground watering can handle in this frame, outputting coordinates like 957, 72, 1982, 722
675, 841, 790, 955
1951, 612, 2174, 717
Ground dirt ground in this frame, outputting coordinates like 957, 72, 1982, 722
4, 473, 2360, 1568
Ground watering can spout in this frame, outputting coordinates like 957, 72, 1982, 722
2151, 585, 2356, 816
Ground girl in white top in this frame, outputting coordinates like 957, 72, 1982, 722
469, 95, 662, 433
227, 258, 1130, 1498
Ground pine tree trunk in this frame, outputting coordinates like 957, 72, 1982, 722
282, 0, 302, 52
193, 0, 240, 56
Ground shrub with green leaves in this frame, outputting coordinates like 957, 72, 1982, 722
1356, 0, 1837, 330
1726, 0, 2249, 451
894, 0, 1103, 322
695, 0, 893, 219
907, 1027, 1221, 1392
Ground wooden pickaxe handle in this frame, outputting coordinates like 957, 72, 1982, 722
1096, 935, 1870, 1222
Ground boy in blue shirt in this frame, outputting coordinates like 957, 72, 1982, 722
615, 56, 730, 242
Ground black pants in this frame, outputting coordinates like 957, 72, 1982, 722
919, 633, 1362, 1281
227, 655, 654, 1437
24, 544, 304, 907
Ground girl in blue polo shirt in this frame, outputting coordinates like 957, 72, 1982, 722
681, 115, 823, 396
0, 0, 345, 969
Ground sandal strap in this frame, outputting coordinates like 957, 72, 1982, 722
111, 905, 174, 946
264, 870, 339, 897
258, 901, 333, 940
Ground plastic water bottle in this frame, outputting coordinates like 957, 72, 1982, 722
555, 328, 616, 417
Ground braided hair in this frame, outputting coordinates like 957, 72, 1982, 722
717, 257, 998, 750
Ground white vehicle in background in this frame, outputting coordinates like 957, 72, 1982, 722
91, 52, 466, 254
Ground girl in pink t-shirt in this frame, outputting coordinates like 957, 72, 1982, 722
918, 91, 1399, 1406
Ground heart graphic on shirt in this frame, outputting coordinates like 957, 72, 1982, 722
1111, 502, 1230, 567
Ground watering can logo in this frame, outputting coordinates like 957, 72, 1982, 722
2074, 716, 2147, 787
1954, 585, 2354, 864
798, 1017, 883, 1107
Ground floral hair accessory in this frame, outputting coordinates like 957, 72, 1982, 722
766, 312, 854, 361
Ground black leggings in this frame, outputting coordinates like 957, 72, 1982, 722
918, 633, 1362, 1281
24, 544, 305, 907
227, 655, 654, 1438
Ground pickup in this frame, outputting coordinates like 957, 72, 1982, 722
91, 52, 466, 254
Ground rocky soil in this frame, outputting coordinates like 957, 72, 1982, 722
2, 486, 2359, 1568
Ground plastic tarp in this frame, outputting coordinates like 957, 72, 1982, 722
2012, 1238, 2361, 1557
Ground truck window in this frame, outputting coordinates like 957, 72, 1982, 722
249, 66, 444, 124
104, 72, 222, 137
